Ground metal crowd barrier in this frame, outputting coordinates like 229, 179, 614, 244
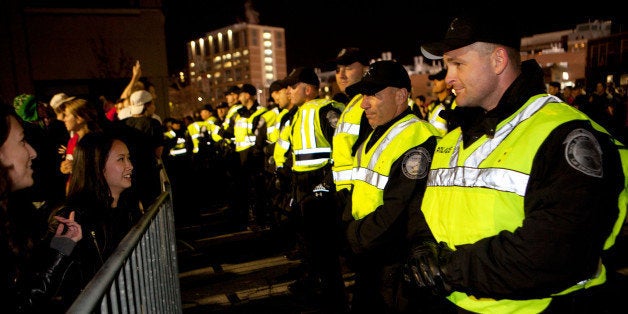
67, 161, 182, 313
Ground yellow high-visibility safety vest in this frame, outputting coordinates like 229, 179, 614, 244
269, 108, 289, 144
423, 95, 628, 314
262, 106, 280, 144
233, 105, 267, 152
332, 94, 363, 192
187, 121, 211, 154
351, 114, 439, 219
290, 99, 344, 172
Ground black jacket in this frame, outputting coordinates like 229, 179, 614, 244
2, 200, 76, 313
442, 60, 624, 300
50, 199, 142, 309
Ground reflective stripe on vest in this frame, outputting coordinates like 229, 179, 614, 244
274, 118, 293, 168
332, 94, 364, 191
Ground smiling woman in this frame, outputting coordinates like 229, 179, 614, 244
0, 102, 83, 313
50, 131, 144, 311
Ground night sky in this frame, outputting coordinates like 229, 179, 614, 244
163, 1, 623, 75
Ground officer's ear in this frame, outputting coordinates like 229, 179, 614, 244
396, 88, 409, 104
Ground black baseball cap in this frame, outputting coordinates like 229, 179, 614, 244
269, 80, 285, 94
428, 68, 447, 81
224, 85, 241, 95
282, 67, 320, 88
216, 102, 228, 109
240, 83, 257, 96
346, 60, 411, 96
421, 16, 522, 60
201, 104, 213, 112
334, 47, 369, 66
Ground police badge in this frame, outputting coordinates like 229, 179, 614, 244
564, 128, 603, 178
401, 147, 430, 180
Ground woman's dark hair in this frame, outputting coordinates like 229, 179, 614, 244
66, 132, 117, 214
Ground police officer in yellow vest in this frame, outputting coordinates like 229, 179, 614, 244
426, 68, 457, 136
406, 16, 628, 313
272, 77, 301, 260
281, 66, 348, 311
186, 104, 216, 156
341, 60, 442, 313
212, 85, 243, 157
233, 83, 268, 230
331, 47, 372, 196
163, 118, 188, 160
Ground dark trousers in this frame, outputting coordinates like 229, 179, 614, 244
293, 166, 347, 311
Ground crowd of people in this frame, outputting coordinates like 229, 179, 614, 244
2, 15, 628, 314
1, 60, 163, 313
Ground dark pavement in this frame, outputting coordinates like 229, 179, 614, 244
174, 202, 355, 314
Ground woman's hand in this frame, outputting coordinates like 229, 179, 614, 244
54, 211, 82, 242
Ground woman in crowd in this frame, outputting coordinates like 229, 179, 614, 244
0, 102, 82, 313
52, 131, 143, 306
58, 98, 102, 193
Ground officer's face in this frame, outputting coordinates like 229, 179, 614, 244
360, 87, 407, 127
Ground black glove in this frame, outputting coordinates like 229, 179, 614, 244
404, 241, 453, 296
274, 166, 290, 191
219, 139, 233, 157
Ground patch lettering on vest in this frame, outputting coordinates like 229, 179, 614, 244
402, 147, 430, 180
564, 128, 603, 178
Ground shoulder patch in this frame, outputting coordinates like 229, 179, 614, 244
563, 128, 603, 178
402, 147, 431, 180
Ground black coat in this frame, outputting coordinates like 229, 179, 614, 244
2, 200, 74, 313
50, 199, 142, 310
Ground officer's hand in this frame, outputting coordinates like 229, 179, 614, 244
219, 139, 233, 156
403, 241, 453, 296
274, 167, 286, 190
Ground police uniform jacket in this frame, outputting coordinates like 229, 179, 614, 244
422, 59, 626, 312
274, 106, 299, 170
332, 93, 364, 192
342, 108, 438, 265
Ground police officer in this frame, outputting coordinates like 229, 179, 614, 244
406, 16, 627, 313
187, 104, 216, 156
233, 83, 268, 230
272, 78, 301, 260
163, 118, 188, 160
426, 68, 457, 135
341, 60, 442, 313
213, 86, 244, 214
280, 66, 347, 311
331, 47, 371, 196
